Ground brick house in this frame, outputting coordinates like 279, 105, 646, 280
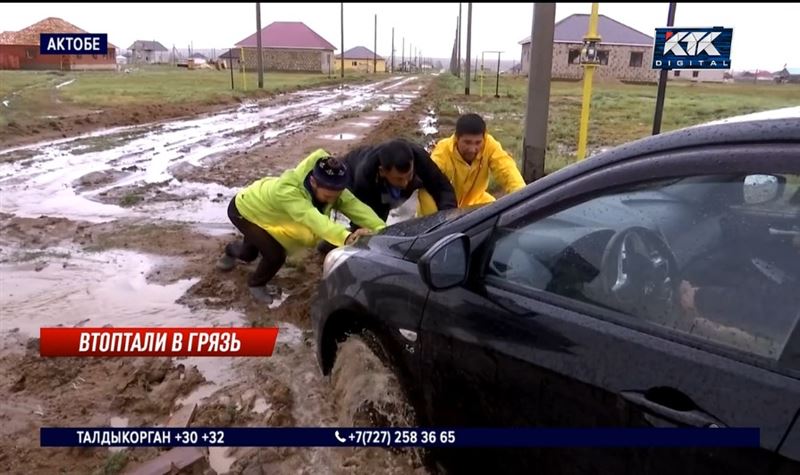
335, 46, 386, 73
127, 40, 169, 64
670, 68, 726, 83
519, 14, 658, 83
776, 67, 800, 84
234, 21, 335, 73
0, 17, 117, 70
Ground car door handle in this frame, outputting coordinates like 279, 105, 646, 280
620, 390, 725, 428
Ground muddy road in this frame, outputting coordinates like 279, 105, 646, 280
0, 74, 439, 474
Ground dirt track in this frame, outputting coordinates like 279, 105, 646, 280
0, 74, 439, 474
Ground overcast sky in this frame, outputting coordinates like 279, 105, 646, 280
2, 3, 796, 71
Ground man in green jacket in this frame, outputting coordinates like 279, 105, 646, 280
216, 149, 386, 304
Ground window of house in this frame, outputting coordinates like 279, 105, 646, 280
598, 50, 609, 65
352, 61, 358, 66
485, 173, 800, 360
674, 70, 681, 77
629, 52, 643, 68
692, 71, 700, 78
568, 49, 581, 65
26, 49, 35, 59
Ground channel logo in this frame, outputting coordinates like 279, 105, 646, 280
652, 27, 732, 70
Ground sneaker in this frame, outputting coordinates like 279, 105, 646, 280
249, 286, 274, 305
216, 255, 237, 272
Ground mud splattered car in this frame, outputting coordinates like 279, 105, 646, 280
312, 108, 800, 474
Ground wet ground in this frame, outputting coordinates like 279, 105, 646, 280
0, 74, 438, 474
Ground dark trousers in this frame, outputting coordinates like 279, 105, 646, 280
226, 197, 286, 287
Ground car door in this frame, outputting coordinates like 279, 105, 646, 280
419, 144, 800, 475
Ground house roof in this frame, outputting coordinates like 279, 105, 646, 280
235, 21, 335, 51
219, 49, 241, 60
520, 14, 653, 46
0, 17, 118, 49
736, 70, 774, 78
337, 46, 382, 60
128, 40, 167, 52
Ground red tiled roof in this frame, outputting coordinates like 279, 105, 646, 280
337, 46, 382, 60
235, 21, 335, 51
0, 17, 118, 49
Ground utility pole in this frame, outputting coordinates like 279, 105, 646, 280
457, 3, 462, 77
576, 3, 601, 161
522, 3, 555, 183
495, 52, 502, 98
391, 27, 395, 73
373, 14, 377, 73
452, 16, 459, 75
229, 50, 234, 90
464, 2, 472, 95
256, 2, 264, 89
652, 3, 677, 135
340, 2, 344, 78
402, 37, 405, 72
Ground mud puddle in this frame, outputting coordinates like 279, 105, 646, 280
318, 133, 360, 141
0, 247, 244, 334
0, 75, 422, 231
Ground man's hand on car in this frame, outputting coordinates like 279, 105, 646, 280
345, 228, 373, 245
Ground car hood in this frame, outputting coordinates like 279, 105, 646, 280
356, 207, 478, 258
381, 207, 476, 237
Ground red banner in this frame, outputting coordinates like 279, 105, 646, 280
39, 328, 279, 357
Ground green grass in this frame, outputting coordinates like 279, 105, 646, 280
431, 74, 800, 175
0, 65, 376, 128
58, 66, 369, 105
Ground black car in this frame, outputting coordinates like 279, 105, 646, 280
311, 110, 800, 474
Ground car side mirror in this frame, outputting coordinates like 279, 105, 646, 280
418, 233, 470, 291
743, 174, 785, 205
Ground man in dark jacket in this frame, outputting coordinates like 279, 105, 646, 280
317, 138, 457, 254
344, 138, 457, 221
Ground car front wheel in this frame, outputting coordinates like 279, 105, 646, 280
330, 329, 416, 428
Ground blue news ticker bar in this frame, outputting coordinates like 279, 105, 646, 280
39, 33, 108, 55
41, 427, 761, 448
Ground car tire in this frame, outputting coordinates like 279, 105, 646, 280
330, 329, 417, 428
330, 329, 430, 470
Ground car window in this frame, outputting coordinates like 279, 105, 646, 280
486, 174, 800, 361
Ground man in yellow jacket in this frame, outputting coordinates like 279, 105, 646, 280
216, 149, 386, 304
418, 113, 526, 215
